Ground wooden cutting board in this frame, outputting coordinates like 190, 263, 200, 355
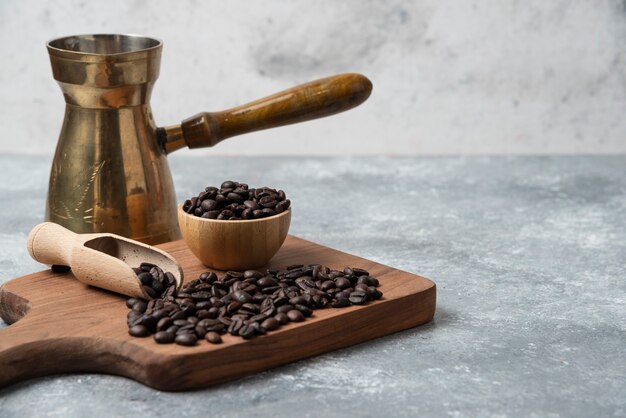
0, 235, 436, 391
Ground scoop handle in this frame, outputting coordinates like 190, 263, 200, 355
159, 73, 372, 153
27, 222, 77, 267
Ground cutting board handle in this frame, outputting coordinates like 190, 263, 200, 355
27, 222, 77, 267
0, 320, 62, 386
0, 284, 147, 388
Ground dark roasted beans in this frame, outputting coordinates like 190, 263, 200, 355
126, 264, 382, 345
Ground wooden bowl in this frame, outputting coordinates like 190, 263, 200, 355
178, 205, 291, 270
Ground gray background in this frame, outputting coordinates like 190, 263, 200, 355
0, 155, 624, 417
1, 0, 626, 155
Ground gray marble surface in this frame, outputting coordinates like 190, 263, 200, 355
0, 155, 624, 417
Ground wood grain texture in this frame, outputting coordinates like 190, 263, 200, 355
178, 206, 291, 270
179, 73, 372, 149
0, 235, 435, 391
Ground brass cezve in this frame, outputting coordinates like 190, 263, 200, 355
45, 34, 372, 244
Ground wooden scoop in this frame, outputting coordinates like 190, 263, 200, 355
27, 222, 183, 299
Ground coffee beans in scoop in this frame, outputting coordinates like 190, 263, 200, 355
125, 264, 383, 346
182, 180, 290, 220
132, 262, 178, 299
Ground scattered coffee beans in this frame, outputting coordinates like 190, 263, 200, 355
126, 264, 383, 346
182, 181, 290, 220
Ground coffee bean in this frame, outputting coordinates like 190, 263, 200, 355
151, 280, 165, 294
260, 317, 280, 332
154, 331, 175, 344
175, 333, 198, 346
233, 290, 252, 304
289, 296, 307, 306
335, 277, 351, 289
320, 280, 335, 291
240, 303, 259, 313
195, 325, 207, 338
149, 266, 163, 282
217, 210, 234, 220
274, 312, 289, 325
257, 276, 278, 287
206, 323, 225, 333
331, 297, 351, 308
170, 310, 186, 321
200, 271, 217, 283
198, 318, 219, 328
239, 324, 256, 339
228, 318, 244, 335
294, 304, 313, 317
221, 180, 236, 189
277, 305, 295, 314
182, 304, 197, 316
225, 192, 242, 203
201, 199, 218, 211
349, 291, 368, 305
369, 287, 383, 300
352, 268, 369, 277
157, 317, 173, 331
226, 301, 242, 314
140, 262, 156, 271
241, 208, 254, 219
243, 270, 262, 279
126, 298, 140, 309
152, 309, 169, 320
177, 326, 195, 334
261, 208, 276, 217
205, 331, 222, 344
140, 315, 158, 332
129, 324, 150, 337
250, 313, 268, 323
243, 200, 260, 210
286, 269, 304, 279
276, 200, 290, 212
286, 310, 304, 322
143, 286, 157, 298
137, 272, 152, 285
51, 264, 71, 273
172, 319, 188, 327
355, 283, 370, 293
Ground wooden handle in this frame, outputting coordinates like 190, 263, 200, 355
0, 286, 67, 387
27, 222, 77, 267
160, 73, 372, 152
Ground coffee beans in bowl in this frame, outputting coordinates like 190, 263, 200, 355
178, 181, 291, 270
182, 181, 291, 220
